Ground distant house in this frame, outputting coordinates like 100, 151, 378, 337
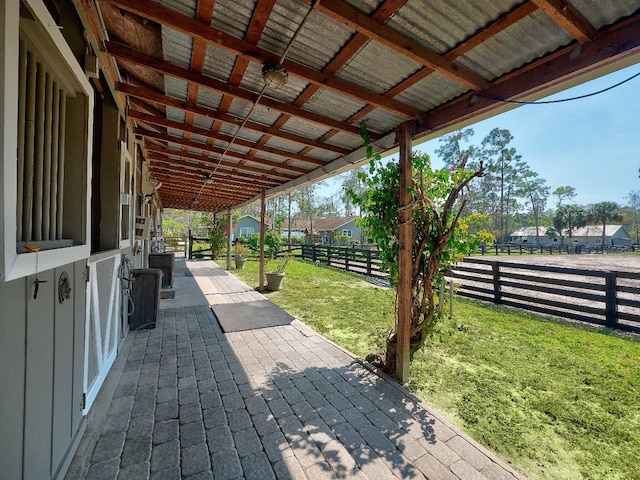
568, 225, 631, 246
234, 215, 271, 239
509, 226, 557, 246
314, 216, 362, 244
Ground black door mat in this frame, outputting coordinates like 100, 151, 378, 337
160, 290, 175, 299
212, 300, 294, 333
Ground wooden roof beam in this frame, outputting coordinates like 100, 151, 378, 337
148, 153, 279, 187
106, 42, 363, 135
117, 82, 353, 155
137, 128, 313, 175
146, 144, 297, 180
128, 110, 329, 166
531, 0, 599, 44
309, 0, 492, 90
102, 0, 421, 118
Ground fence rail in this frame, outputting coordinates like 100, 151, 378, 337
295, 244, 387, 278
477, 243, 638, 255
447, 258, 640, 332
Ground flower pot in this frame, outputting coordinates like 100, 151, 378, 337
235, 258, 247, 269
266, 272, 285, 291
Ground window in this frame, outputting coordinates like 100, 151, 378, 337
1, 0, 92, 281
342, 229, 352, 237
240, 227, 254, 237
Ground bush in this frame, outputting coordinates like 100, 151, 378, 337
246, 230, 282, 258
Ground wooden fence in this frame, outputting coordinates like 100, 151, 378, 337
447, 258, 640, 332
477, 243, 637, 255
297, 244, 387, 278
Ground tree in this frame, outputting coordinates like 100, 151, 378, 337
351, 126, 489, 374
481, 128, 523, 243
625, 190, 640, 244
552, 186, 576, 208
587, 202, 623, 250
553, 204, 586, 243
435, 128, 477, 169
340, 167, 366, 215
521, 168, 549, 246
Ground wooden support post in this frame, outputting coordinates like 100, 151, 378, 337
605, 271, 618, 328
438, 278, 445, 316
226, 209, 232, 270
259, 190, 266, 290
449, 280, 454, 317
491, 261, 501, 304
396, 122, 413, 384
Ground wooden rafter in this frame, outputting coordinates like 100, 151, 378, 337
531, 0, 599, 44
106, 42, 363, 136
136, 128, 313, 175
309, 0, 492, 90
128, 111, 329, 167
117, 83, 353, 155
145, 144, 297, 181
102, 0, 422, 118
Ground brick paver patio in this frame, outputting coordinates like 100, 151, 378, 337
66, 259, 523, 480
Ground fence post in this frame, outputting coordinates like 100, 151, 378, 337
312, 244, 317, 263
188, 229, 193, 260
366, 250, 372, 275
449, 279, 454, 317
494, 244, 498, 255
491, 261, 501, 304
605, 271, 618, 328
345, 248, 350, 272
327, 246, 331, 266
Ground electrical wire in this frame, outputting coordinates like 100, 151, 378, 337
190, 0, 321, 210
475, 70, 640, 105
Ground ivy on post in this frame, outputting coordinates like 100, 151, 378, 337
350, 121, 490, 378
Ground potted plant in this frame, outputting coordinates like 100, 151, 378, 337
265, 256, 291, 291
234, 244, 251, 269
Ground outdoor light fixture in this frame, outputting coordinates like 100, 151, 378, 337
262, 63, 288, 89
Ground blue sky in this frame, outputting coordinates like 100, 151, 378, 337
324, 64, 640, 209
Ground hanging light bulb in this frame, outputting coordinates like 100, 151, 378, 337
262, 63, 288, 89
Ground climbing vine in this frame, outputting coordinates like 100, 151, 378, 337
350, 123, 491, 373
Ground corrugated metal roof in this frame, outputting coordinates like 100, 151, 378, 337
458, 10, 572, 81
162, 27, 193, 69
259, 0, 353, 70
106, 0, 640, 212
394, 71, 467, 112
335, 41, 422, 95
280, 116, 332, 141
390, 0, 521, 54
211, 0, 256, 39
158, 0, 197, 19
228, 99, 282, 126
301, 88, 365, 123
196, 88, 223, 110
201, 45, 237, 83
571, 0, 640, 30
165, 76, 189, 100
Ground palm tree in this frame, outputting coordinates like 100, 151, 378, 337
587, 202, 623, 251
553, 204, 586, 245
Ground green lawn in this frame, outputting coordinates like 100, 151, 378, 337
230, 258, 640, 480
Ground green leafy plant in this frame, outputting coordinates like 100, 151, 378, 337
267, 255, 291, 274
349, 122, 490, 373
233, 244, 251, 260
207, 218, 227, 260
247, 230, 282, 258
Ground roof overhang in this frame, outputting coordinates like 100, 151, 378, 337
76, 0, 640, 212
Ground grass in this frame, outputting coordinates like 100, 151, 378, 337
230, 258, 640, 480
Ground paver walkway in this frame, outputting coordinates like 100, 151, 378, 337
67, 259, 524, 480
